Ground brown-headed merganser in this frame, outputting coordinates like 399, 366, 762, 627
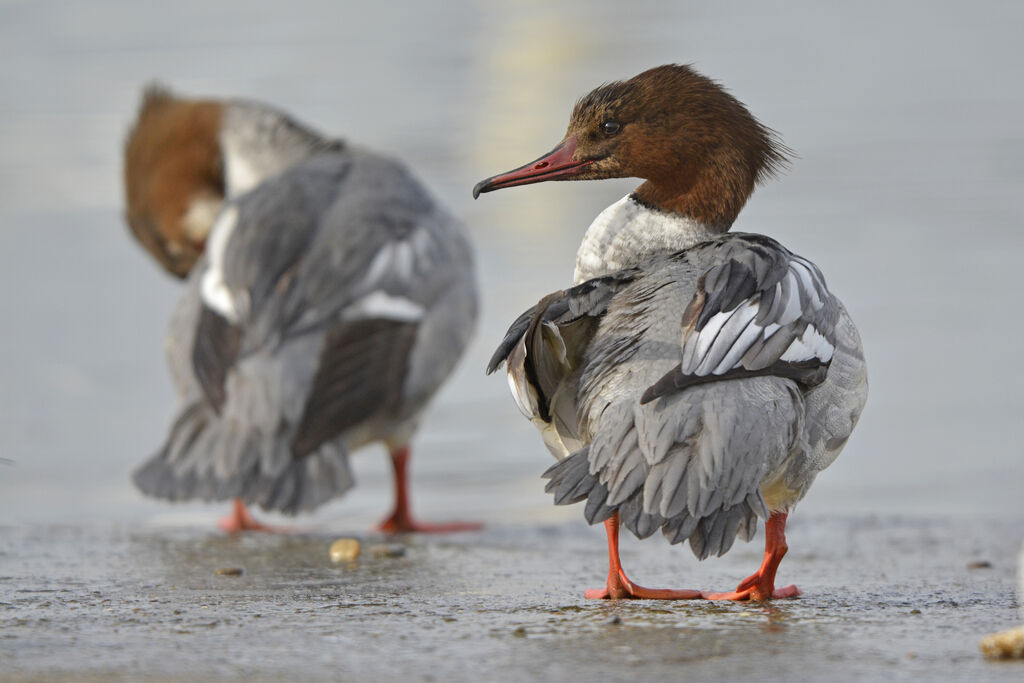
475, 65, 867, 600
123, 86, 479, 533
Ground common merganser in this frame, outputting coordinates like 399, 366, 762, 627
123, 86, 479, 533
475, 65, 868, 600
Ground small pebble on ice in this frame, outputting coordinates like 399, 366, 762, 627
330, 538, 361, 563
369, 544, 406, 558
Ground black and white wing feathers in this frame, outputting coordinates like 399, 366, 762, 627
644, 234, 838, 403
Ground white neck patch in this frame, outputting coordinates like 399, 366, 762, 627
573, 195, 716, 284
218, 103, 325, 198
222, 140, 263, 197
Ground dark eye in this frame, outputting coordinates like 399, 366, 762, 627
601, 120, 621, 136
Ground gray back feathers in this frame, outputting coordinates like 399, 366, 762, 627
495, 232, 867, 559
136, 136, 476, 514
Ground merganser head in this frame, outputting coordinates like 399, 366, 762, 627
123, 85, 340, 278
473, 64, 791, 229
123, 86, 225, 278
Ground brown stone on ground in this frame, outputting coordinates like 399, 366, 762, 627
979, 625, 1024, 659
214, 567, 243, 576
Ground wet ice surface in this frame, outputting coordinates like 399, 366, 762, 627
2, 516, 1021, 681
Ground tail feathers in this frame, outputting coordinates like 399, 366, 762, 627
133, 401, 354, 515
686, 500, 760, 560
542, 446, 594, 505
662, 512, 699, 545
583, 481, 616, 525
617, 491, 665, 539
540, 378, 803, 559
541, 446, 767, 559
543, 449, 617, 524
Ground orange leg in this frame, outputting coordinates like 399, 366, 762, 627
703, 511, 801, 601
218, 498, 280, 533
585, 512, 702, 600
376, 446, 482, 534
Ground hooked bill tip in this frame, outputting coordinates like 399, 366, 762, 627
471, 179, 491, 199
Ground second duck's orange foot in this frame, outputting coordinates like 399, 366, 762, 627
379, 446, 484, 534
376, 516, 483, 535
218, 498, 287, 534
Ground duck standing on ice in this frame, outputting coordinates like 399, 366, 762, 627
476, 65, 867, 600
123, 87, 478, 533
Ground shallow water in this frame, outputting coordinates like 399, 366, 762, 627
1, 0, 1023, 679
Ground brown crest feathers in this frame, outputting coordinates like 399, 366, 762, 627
571, 64, 795, 226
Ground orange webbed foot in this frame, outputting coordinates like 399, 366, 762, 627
586, 568, 703, 600
702, 584, 801, 601
218, 499, 291, 534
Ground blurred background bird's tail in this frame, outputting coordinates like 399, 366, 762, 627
132, 401, 354, 514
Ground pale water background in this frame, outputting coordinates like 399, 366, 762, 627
1, 0, 1022, 680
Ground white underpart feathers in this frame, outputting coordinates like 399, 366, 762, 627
200, 205, 243, 322
507, 337, 539, 419
508, 369, 536, 419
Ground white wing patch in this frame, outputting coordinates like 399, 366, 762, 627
345, 291, 424, 322
345, 227, 437, 323
709, 305, 766, 374
780, 324, 834, 363
790, 258, 825, 310
200, 205, 244, 322
360, 226, 434, 289
681, 255, 835, 378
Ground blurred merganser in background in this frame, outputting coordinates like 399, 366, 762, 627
476, 64, 867, 600
123, 86, 478, 533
